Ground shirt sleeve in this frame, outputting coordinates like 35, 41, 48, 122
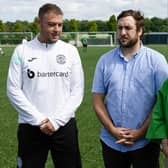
7, 46, 46, 125
146, 80, 168, 140
49, 47, 84, 130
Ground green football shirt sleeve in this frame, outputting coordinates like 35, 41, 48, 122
146, 81, 168, 141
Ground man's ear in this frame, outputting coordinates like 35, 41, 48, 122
138, 27, 143, 37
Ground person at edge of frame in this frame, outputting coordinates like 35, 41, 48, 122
146, 78, 168, 168
92, 9, 168, 168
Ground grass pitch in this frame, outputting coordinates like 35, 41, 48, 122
0, 45, 167, 167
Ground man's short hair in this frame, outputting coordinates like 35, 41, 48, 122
38, 3, 63, 19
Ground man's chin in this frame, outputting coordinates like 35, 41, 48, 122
119, 42, 129, 48
119, 41, 135, 48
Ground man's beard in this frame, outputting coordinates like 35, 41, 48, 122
119, 37, 138, 48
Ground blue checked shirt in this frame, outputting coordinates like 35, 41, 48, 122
92, 44, 168, 152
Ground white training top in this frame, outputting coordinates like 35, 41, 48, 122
7, 37, 84, 130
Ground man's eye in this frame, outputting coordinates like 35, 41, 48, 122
48, 23, 55, 27
58, 23, 62, 27
48, 23, 62, 27
125, 26, 132, 30
118, 26, 132, 31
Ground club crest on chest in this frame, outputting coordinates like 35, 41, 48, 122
56, 55, 66, 64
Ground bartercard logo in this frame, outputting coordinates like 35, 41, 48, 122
27, 69, 35, 79
27, 69, 69, 79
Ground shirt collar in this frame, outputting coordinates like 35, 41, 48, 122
35, 36, 59, 49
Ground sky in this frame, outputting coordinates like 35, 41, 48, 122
0, 0, 168, 22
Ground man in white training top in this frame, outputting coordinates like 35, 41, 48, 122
7, 3, 84, 168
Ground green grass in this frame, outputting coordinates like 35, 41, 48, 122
0, 45, 168, 167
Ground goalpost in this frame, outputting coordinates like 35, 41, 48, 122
0, 32, 33, 45
80, 33, 114, 46
0, 31, 117, 46
61, 32, 117, 47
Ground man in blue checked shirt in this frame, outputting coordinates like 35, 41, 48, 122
92, 9, 168, 168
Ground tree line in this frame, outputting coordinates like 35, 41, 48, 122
0, 15, 167, 35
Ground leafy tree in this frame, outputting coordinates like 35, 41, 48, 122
150, 17, 163, 32
0, 20, 4, 32
30, 17, 39, 35
160, 18, 168, 32
69, 19, 78, 32
78, 20, 89, 32
107, 15, 117, 31
96, 20, 108, 31
63, 19, 70, 32
88, 21, 97, 32
144, 18, 152, 33
4, 21, 14, 32
0, 16, 167, 33
13, 20, 23, 32
22, 21, 32, 32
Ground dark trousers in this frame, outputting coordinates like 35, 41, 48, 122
17, 118, 82, 168
101, 140, 160, 168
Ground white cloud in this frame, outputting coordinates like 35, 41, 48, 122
0, 0, 167, 22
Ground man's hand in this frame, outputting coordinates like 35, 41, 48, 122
40, 118, 56, 135
114, 128, 142, 146
112, 127, 130, 140
161, 139, 168, 158
112, 127, 134, 146
115, 138, 134, 146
